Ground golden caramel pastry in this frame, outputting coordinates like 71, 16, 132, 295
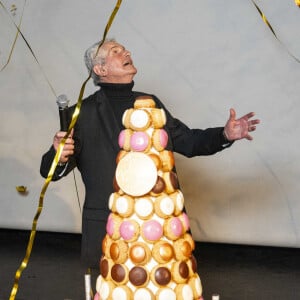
151, 108, 167, 128
111, 263, 129, 285
122, 108, 134, 128
129, 109, 151, 131
108, 193, 116, 211
134, 95, 156, 109
183, 233, 195, 251
171, 261, 190, 284
109, 240, 128, 264
154, 194, 175, 218
102, 234, 113, 259
96, 276, 115, 300
106, 213, 122, 240
162, 171, 179, 194
152, 240, 174, 264
155, 287, 176, 300
173, 238, 192, 261
148, 153, 162, 170
152, 129, 168, 152
111, 285, 133, 300
134, 197, 154, 220
163, 217, 183, 241
130, 130, 152, 153
141, 219, 163, 243
112, 194, 134, 218
159, 150, 175, 172
129, 242, 151, 265
175, 283, 194, 300
119, 219, 140, 243
169, 190, 184, 216
133, 287, 155, 300
118, 128, 132, 151
189, 274, 203, 299
178, 212, 190, 233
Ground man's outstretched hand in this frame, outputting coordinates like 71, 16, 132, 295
224, 108, 260, 141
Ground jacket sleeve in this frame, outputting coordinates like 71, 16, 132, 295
152, 95, 233, 157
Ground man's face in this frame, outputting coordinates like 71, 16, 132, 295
95, 41, 137, 83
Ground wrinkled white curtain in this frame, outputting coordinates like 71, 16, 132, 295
0, 0, 300, 247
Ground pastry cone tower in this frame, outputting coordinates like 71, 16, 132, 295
95, 96, 203, 300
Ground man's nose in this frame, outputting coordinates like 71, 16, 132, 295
124, 49, 131, 56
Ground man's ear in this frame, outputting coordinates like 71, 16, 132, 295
93, 64, 107, 77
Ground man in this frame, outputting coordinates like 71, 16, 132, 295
40, 39, 260, 268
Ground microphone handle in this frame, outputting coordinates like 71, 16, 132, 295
58, 107, 69, 131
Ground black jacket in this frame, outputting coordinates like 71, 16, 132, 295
40, 88, 231, 267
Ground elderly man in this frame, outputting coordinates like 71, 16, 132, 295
40, 39, 260, 268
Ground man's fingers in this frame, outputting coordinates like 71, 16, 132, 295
229, 108, 236, 120
248, 125, 256, 132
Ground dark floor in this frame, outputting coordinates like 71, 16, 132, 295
0, 229, 300, 300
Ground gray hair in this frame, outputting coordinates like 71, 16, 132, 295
84, 38, 116, 85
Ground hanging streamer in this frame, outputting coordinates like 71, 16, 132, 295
0, 0, 58, 96
8, 1, 123, 299
251, 0, 300, 63
0, 0, 26, 72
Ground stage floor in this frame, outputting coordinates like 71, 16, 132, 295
1, 229, 299, 300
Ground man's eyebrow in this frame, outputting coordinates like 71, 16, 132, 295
109, 45, 125, 53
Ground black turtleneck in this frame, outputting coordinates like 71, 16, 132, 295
99, 81, 135, 128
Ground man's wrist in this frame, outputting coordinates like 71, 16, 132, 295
221, 129, 234, 148
223, 129, 230, 142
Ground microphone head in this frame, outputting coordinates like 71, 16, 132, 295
56, 94, 69, 109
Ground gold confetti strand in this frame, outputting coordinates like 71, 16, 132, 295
8, 1, 123, 299
295, 0, 300, 7
96, 0, 123, 54
65, 0, 123, 137
0, 0, 26, 72
251, 0, 300, 63
9, 136, 67, 300
0, 1, 57, 97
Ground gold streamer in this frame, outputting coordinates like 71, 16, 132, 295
0, 0, 26, 72
0, 0, 57, 97
251, 0, 300, 63
8, 1, 123, 299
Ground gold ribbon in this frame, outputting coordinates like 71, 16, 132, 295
251, 0, 300, 63
9, 1, 123, 299
0, 0, 26, 72
0, 0, 57, 96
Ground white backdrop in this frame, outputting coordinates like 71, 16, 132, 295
1, 0, 300, 247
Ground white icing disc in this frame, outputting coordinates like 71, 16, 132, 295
116, 152, 157, 196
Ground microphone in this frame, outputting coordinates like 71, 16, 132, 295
56, 94, 70, 131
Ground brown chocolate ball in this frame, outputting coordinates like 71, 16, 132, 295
129, 266, 148, 286
111, 264, 126, 283
154, 267, 171, 286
